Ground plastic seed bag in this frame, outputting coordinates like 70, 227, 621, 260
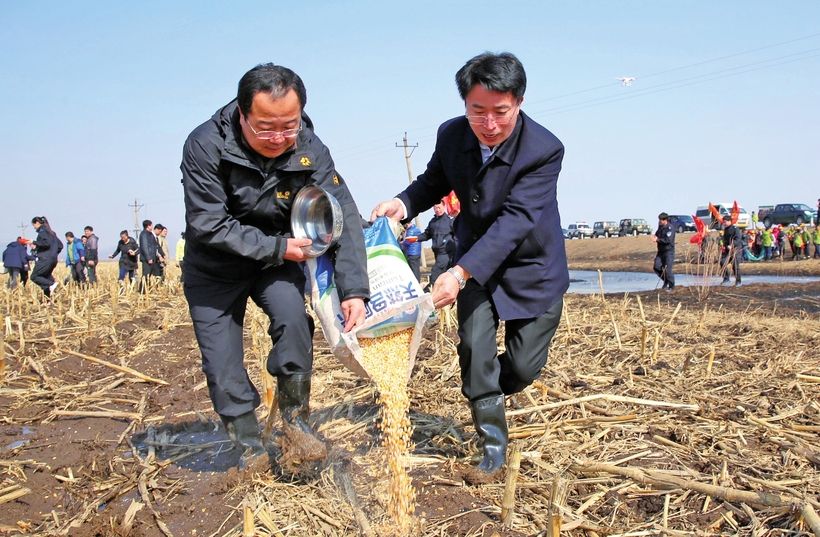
306, 216, 434, 379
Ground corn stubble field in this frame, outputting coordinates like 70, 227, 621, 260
1, 261, 820, 537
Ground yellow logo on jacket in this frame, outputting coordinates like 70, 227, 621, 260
277, 190, 290, 199
333, 174, 339, 185
300, 156, 311, 167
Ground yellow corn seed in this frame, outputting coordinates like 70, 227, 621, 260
358, 329, 415, 534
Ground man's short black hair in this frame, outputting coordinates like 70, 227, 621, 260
155, 224, 164, 231
658, 212, 669, 220
455, 52, 527, 101
84, 226, 93, 232
120, 230, 129, 236
65, 231, 74, 238
142, 220, 152, 229
237, 63, 307, 118
723, 215, 732, 222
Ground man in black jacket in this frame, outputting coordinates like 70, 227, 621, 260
83, 226, 99, 284
720, 215, 742, 287
181, 63, 369, 468
652, 212, 676, 291
138, 220, 159, 290
418, 200, 455, 289
109, 230, 139, 283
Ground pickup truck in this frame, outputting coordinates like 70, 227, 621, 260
758, 204, 816, 228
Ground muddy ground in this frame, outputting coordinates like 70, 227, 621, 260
1, 243, 818, 537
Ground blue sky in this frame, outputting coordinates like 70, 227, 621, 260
1, 1, 818, 254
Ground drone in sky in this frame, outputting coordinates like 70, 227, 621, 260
616, 76, 636, 87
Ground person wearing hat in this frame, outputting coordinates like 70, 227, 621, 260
801, 226, 812, 259
180, 63, 369, 469
720, 215, 742, 286
793, 227, 805, 261
812, 226, 820, 259
652, 212, 676, 291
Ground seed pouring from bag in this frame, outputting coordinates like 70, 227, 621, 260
290, 186, 344, 257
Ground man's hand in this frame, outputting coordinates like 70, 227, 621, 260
88, 260, 95, 266
370, 199, 405, 222
651, 235, 658, 243
147, 259, 153, 265
431, 265, 469, 309
108, 254, 114, 259
283, 238, 314, 262
341, 297, 366, 334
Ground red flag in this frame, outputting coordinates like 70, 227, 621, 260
731, 201, 739, 225
443, 191, 460, 216
690, 215, 707, 244
708, 202, 722, 224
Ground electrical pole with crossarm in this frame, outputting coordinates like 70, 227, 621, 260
129, 198, 144, 237
395, 133, 426, 269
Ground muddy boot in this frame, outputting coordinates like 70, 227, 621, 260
220, 411, 267, 470
464, 395, 508, 485
276, 372, 327, 472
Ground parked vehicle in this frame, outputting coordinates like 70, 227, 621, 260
592, 221, 619, 238
618, 218, 652, 236
668, 215, 696, 233
567, 222, 593, 239
758, 203, 816, 228
562, 228, 570, 239
694, 203, 752, 229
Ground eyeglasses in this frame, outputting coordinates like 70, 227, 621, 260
246, 119, 302, 140
465, 104, 519, 126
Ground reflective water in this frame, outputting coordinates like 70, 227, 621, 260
568, 270, 820, 295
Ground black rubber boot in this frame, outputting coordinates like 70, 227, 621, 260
465, 395, 508, 484
220, 411, 267, 468
277, 372, 314, 434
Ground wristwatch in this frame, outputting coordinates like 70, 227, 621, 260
447, 267, 467, 290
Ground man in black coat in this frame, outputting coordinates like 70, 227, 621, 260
372, 52, 568, 483
138, 219, 160, 289
418, 200, 455, 289
652, 212, 676, 291
83, 226, 99, 284
109, 231, 139, 283
181, 63, 369, 468
720, 215, 743, 286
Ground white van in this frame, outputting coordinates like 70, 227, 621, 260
694, 203, 752, 229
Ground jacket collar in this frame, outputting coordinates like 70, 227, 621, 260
457, 110, 527, 165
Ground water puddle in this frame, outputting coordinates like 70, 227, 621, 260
1, 427, 35, 453
568, 270, 820, 295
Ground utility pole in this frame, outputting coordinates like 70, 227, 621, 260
395, 133, 427, 268
18, 222, 28, 239
129, 198, 144, 236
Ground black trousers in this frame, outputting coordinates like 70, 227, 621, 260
429, 250, 451, 287
457, 280, 564, 401
721, 248, 741, 283
653, 251, 675, 288
184, 262, 314, 418
406, 255, 420, 283
30, 257, 57, 296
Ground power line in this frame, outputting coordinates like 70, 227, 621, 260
528, 49, 820, 118
331, 33, 820, 165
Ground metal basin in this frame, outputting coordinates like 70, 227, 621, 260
290, 186, 344, 257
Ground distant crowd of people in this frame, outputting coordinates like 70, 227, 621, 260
2, 216, 186, 303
